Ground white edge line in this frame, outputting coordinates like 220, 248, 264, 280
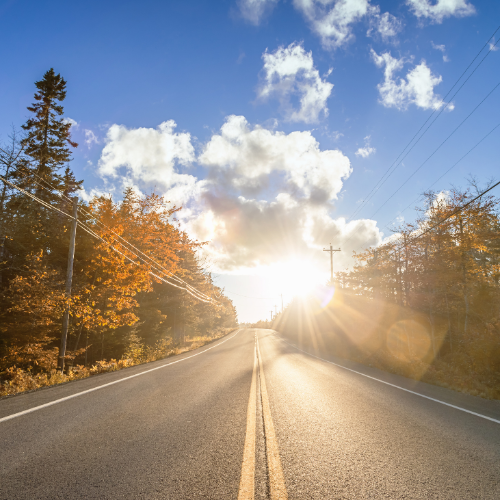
273, 333, 500, 426
0, 330, 241, 424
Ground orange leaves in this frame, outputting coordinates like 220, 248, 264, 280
70, 189, 201, 334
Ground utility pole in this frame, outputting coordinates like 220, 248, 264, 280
270, 310, 273, 322
281, 293, 283, 314
58, 197, 78, 373
323, 243, 341, 284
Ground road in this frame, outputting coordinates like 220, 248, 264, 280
1, 328, 500, 499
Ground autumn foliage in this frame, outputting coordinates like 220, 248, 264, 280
0, 69, 237, 396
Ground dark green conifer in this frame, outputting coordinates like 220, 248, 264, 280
6, 69, 83, 260
21, 68, 79, 203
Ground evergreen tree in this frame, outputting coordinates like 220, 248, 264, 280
21, 68, 78, 202
6, 69, 83, 260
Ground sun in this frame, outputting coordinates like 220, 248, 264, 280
266, 259, 325, 300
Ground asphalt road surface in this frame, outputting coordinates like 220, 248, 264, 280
1, 328, 500, 499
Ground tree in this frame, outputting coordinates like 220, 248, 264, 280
4, 69, 82, 263
0, 128, 28, 285
21, 68, 78, 202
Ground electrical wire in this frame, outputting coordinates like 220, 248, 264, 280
0, 174, 215, 303
367, 79, 500, 221
344, 76, 500, 253
405, 179, 500, 246
359, 179, 500, 263
346, 25, 500, 223
384, 121, 500, 230
0, 152, 215, 302
75, 220, 213, 302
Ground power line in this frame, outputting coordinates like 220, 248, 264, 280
344, 75, 500, 254
359, 180, 500, 263
0, 152, 215, 302
367, 79, 500, 222
407, 179, 500, 245
384, 121, 500, 230
72, 217, 215, 303
0, 174, 215, 303
75, 220, 213, 302
346, 24, 500, 223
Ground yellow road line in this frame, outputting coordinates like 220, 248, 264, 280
238, 338, 258, 500
257, 335, 288, 500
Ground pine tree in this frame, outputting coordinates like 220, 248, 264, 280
5, 69, 83, 260
21, 68, 78, 202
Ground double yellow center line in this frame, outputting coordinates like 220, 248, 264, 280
238, 334, 288, 500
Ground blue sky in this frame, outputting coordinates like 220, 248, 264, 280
1, 0, 499, 321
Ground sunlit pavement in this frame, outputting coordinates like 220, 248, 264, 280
1, 328, 499, 499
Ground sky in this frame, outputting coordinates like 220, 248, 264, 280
1, 0, 499, 322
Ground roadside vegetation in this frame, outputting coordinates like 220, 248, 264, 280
274, 187, 500, 399
0, 69, 237, 397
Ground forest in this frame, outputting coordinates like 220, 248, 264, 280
274, 185, 500, 399
0, 69, 237, 396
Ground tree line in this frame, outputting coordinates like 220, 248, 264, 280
0, 69, 237, 394
274, 184, 500, 399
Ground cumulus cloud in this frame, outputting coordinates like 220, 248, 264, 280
237, 0, 279, 24
293, 0, 372, 49
93, 116, 382, 274
258, 43, 333, 123
98, 120, 201, 207
199, 115, 351, 201
367, 8, 403, 41
355, 135, 376, 158
188, 195, 381, 272
190, 115, 380, 272
185, 188, 382, 273
406, 0, 475, 23
371, 50, 449, 111
78, 185, 115, 203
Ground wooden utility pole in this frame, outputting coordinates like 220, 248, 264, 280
323, 243, 341, 283
58, 197, 78, 372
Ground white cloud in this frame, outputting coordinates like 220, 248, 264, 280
489, 37, 499, 52
199, 115, 351, 202
186, 192, 381, 273
406, 0, 475, 23
63, 117, 78, 129
191, 115, 378, 273
91, 116, 382, 275
84, 129, 99, 148
367, 7, 403, 41
293, 0, 371, 49
371, 50, 449, 111
258, 42, 333, 123
77, 185, 114, 203
431, 42, 446, 52
431, 41, 449, 61
355, 135, 376, 157
237, 0, 279, 24
97, 120, 201, 207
